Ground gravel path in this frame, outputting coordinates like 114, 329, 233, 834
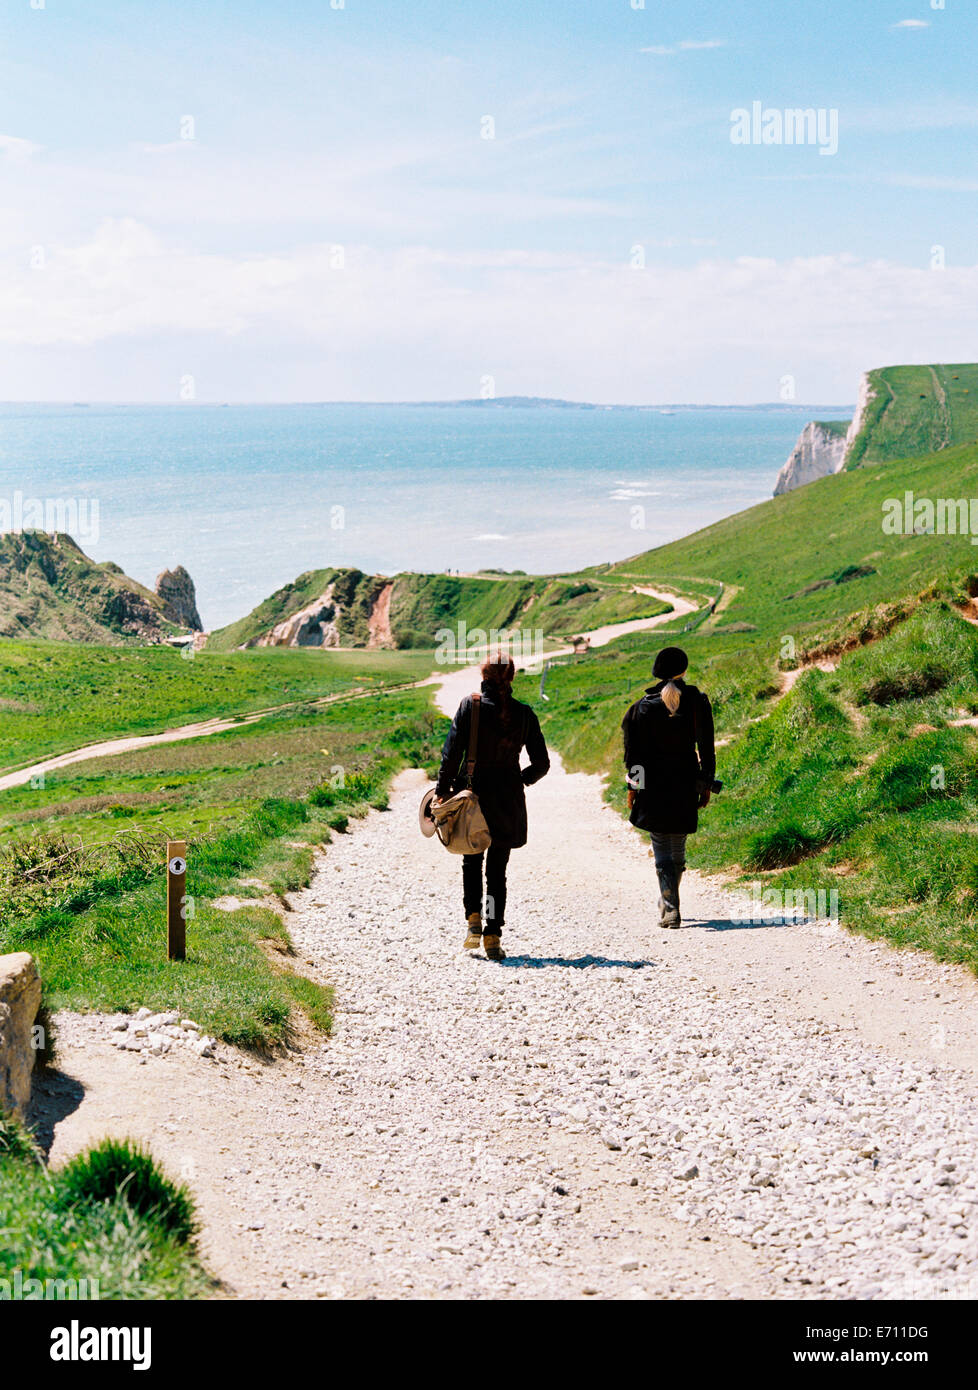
32, 643, 978, 1300
37, 736, 978, 1300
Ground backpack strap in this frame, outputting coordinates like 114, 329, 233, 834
465, 693, 481, 784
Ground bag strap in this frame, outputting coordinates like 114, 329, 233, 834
465, 693, 481, 784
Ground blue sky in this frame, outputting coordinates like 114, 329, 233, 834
1, 0, 977, 402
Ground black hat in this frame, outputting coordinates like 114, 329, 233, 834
652, 646, 688, 680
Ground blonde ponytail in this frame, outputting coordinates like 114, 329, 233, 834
661, 671, 687, 717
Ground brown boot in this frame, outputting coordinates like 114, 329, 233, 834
463, 913, 483, 950
483, 934, 506, 961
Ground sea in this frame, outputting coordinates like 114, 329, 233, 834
0, 403, 852, 632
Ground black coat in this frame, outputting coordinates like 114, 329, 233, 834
621, 680, 715, 835
436, 680, 550, 850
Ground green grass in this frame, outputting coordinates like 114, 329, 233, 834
207, 566, 389, 651
846, 363, 978, 468
0, 1117, 210, 1300
515, 436, 978, 973
0, 687, 447, 1047
0, 640, 431, 769
211, 566, 671, 654
600, 439, 978, 644
520, 580, 669, 637
693, 619, 978, 968
389, 570, 670, 648
814, 418, 850, 438
389, 572, 537, 647
56, 1138, 197, 1244
0, 531, 179, 646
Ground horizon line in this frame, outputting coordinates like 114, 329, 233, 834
0, 397, 857, 410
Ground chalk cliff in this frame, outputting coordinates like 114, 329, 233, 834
253, 583, 344, 649
774, 420, 850, 496
842, 371, 881, 469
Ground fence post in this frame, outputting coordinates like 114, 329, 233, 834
167, 840, 187, 961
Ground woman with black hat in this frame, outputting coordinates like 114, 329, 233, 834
621, 646, 716, 929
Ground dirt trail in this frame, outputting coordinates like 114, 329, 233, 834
1, 588, 693, 792
0, 714, 268, 792
779, 658, 838, 696
33, 639, 978, 1300
0, 688, 391, 793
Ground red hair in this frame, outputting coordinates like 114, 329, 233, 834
481, 651, 515, 686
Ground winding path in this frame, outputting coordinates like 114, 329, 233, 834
1, 588, 694, 792
34, 606, 978, 1301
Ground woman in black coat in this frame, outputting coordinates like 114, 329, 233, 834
621, 645, 716, 929
435, 653, 550, 959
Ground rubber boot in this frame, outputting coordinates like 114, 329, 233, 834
463, 912, 483, 950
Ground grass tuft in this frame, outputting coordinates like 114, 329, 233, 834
56, 1137, 198, 1246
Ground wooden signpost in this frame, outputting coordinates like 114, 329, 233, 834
166, 839, 187, 961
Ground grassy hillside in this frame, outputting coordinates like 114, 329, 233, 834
0, 635, 438, 1046
390, 572, 668, 647
208, 567, 537, 651
846, 364, 978, 468
206, 567, 388, 651
0, 682, 444, 1047
0, 532, 179, 644
212, 567, 671, 653
516, 438, 978, 972
602, 439, 978, 645
0, 640, 429, 769
388, 572, 534, 646
521, 579, 669, 637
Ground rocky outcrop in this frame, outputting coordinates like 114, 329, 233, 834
209, 567, 388, 652
0, 531, 178, 644
0, 953, 42, 1118
155, 565, 202, 631
774, 421, 850, 496
253, 584, 343, 649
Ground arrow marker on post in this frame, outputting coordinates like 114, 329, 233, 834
167, 839, 187, 961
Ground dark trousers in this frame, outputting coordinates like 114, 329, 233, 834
649, 832, 687, 888
462, 845, 512, 933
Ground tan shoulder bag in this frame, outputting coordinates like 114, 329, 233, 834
429, 693, 492, 855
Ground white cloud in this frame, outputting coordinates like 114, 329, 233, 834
0, 134, 42, 163
892, 18, 930, 28
4, 222, 978, 403
640, 39, 726, 56
0, 133, 630, 253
